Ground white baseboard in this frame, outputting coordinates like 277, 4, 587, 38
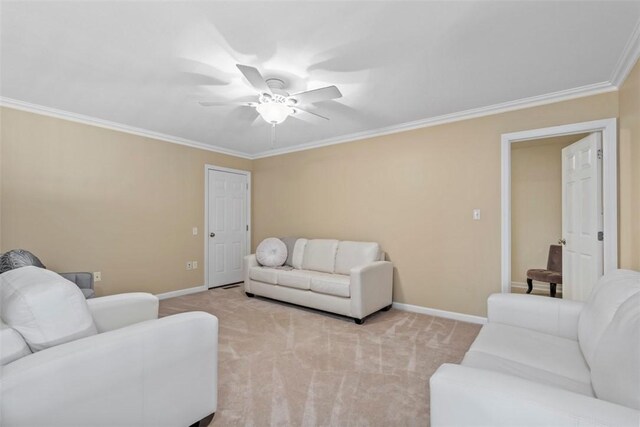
392, 301, 487, 325
156, 285, 207, 300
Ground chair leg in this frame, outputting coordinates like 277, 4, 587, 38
550, 283, 557, 298
526, 278, 533, 294
190, 413, 215, 427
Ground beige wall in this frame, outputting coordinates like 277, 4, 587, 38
619, 59, 640, 270
0, 107, 251, 296
510, 134, 585, 285
252, 92, 618, 316
2, 67, 636, 313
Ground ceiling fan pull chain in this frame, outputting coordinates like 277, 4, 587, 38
271, 124, 276, 148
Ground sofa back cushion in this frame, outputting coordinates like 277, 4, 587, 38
302, 239, 339, 273
334, 241, 381, 275
589, 292, 640, 409
0, 320, 31, 365
578, 269, 640, 367
0, 266, 97, 352
291, 238, 308, 269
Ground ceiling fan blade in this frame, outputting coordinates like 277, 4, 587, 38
289, 85, 342, 104
199, 101, 257, 107
236, 64, 271, 94
292, 107, 329, 121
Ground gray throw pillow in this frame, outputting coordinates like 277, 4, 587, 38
280, 237, 299, 267
0, 249, 46, 274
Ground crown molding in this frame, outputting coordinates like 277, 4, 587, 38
0, 97, 253, 160
0, 79, 617, 161
610, 18, 640, 88
252, 81, 616, 159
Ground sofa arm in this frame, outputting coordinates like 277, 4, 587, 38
244, 254, 258, 293
1, 312, 218, 427
350, 261, 393, 319
430, 364, 640, 427
488, 293, 584, 340
87, 293, 159, 333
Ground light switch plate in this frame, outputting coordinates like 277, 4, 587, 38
192, 227, 198, 236
192, 261, 198, 269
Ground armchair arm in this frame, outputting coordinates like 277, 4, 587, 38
1, 312, 218, 427
244, 254, 258, 293
87, 292, 159, 332
488, 293, 584, 340
430, 364, 639, 427
350, 261, 393, 319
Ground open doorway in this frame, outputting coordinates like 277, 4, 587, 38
501, 118, 618, 300
510, 133, 590, 298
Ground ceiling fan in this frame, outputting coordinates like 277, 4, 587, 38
199, 64, 342, 129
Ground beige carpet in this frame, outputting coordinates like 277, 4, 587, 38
159, 287, 481, 426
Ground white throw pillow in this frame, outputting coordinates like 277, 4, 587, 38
0, 266, 97, 352
256, 238, 287, 267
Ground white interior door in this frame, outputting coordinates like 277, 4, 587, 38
207, 169, 248, 288
562, 132, 603, 302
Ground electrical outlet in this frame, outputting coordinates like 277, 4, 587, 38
473, 209, 481, 220
93, 272, 102, 282
192, 261, 198, 269
186, 262, 193, 270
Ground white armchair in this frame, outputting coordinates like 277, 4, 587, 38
1, 292, 218, 427
430, 269, 640, 427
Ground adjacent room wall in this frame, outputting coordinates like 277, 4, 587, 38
252, 92, 619, 316
510, 134, 585, 286
619, 58, 640, 271
0, 107, 252, 296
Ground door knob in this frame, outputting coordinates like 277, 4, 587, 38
210, 232, 215, 238
558, 238, 566, 246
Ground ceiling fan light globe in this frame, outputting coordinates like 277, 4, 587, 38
256, 102, 292, 124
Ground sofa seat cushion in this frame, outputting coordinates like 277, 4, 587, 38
0, 321, 31, 365
249, 266, 279, 285
462, 323, 593, 396
277, 269, 316, 290
310, 273, 350, 298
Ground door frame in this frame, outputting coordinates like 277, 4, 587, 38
500, 118, 617, 294
204, 164, 252, 289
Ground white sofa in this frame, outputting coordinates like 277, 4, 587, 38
244, 239, 393, 324
0, 273, 218, 427
430, 269, 640, 426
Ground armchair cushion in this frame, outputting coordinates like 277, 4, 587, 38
590, 292, 640, 410
0, 320, 31, 365
462, 323, 592, 396
0, 266, 97, 352
431, 364, 640, 427
578, 269, 640, 367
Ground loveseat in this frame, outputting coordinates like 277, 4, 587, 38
430, 269, 640, 426
0, 266, 218, 427
244, 239, 393, 323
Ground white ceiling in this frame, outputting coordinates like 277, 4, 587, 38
2, 1, 639, 157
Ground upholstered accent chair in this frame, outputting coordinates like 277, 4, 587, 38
526, 244, 563, 297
